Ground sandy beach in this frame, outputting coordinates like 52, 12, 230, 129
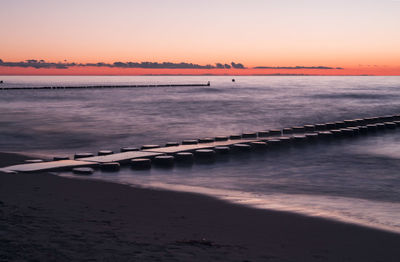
1, 152, 399, 261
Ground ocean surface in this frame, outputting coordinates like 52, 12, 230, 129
1, 75, 400, 233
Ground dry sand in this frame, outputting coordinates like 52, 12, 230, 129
1, 152, 400, 261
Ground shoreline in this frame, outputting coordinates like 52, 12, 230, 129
1, 152, 400, 261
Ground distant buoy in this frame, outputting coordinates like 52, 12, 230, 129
131, 158, 151, 169
154, 155, 175, 167
73, 167, 94, 175
232, 79, 235, 82
74, 153, 94, 159
98, 150, 113, 156
120, 147, 139, 152
100, 162, 120, 172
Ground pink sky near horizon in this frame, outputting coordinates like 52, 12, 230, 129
1, 66, 400, 76
1, 0, 399, 75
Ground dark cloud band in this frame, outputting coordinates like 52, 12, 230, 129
0, 59, 342, 70
0, 59, 247, 70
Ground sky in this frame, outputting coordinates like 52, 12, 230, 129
0, 0, 399, 75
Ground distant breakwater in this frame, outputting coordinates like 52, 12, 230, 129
0, 82, 210, 90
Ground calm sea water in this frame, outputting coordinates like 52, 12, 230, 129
1, 75, 400, 233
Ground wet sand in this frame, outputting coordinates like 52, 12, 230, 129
1, 152, 400, 261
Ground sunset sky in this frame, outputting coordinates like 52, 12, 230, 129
1, 0, 399, 75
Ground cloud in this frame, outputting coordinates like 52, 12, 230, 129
231, 62, 245, 69
0, 59, 247, 69
253, 66, 343, 70
0, 59, 342, 70
0, 59, 76, 69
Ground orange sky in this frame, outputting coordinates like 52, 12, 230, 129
1, 0, 399, 75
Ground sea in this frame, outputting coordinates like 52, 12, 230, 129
1, 75, 400, 233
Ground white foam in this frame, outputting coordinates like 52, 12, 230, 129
138, 182, 400, 234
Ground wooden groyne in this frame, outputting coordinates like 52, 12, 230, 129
2, 114, 400, 174
0, 82, 210, 90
